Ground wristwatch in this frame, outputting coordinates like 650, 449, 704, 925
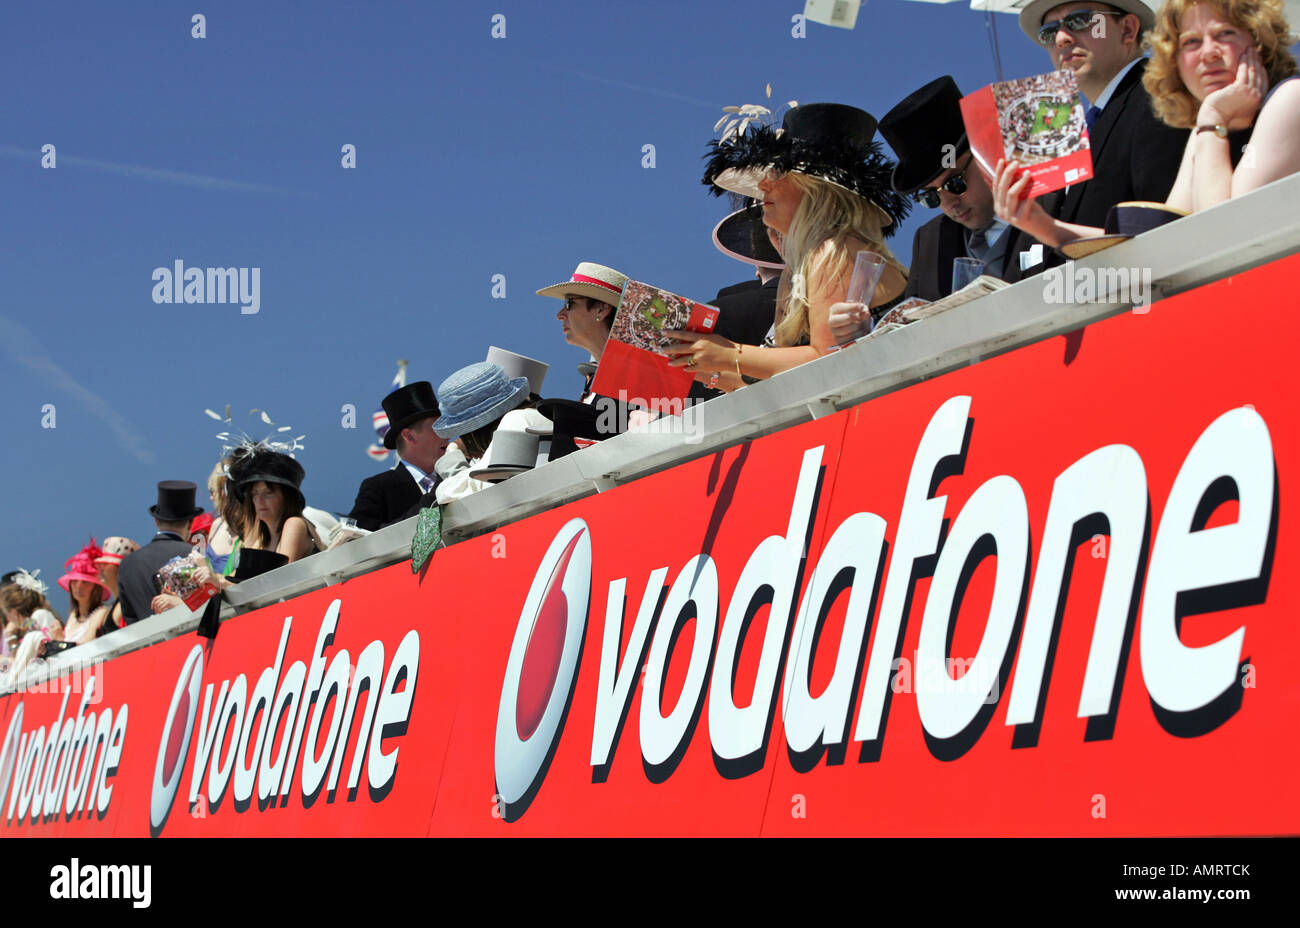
1196, 124, 1229, 138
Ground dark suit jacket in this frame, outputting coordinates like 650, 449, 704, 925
347, 465, 424, 531
712, 277, 779, 346
905, 214, 1038, 301
117, 533, 195, 623
1028, 59, 1188, 273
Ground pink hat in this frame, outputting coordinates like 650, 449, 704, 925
58, 539, 114, 597
93, 536, 140, 567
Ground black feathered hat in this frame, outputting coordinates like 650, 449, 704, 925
702, 102, 910, 237
228, 447, 306, 507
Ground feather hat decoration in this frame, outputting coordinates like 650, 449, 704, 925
702, 90, 910, 237
10, 568, 48, 595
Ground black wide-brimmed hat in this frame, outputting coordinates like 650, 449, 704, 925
702, 102, 910, 236
1060, 202, 1187, 258
149, 480, 204, 521
382, 380, 441, 450
228, 448, 306, 507
879, 76, 969, 195
713, 201, 784, 269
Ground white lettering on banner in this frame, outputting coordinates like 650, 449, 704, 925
915, 474, 1028, 740
1007, 445, 1148, 724
0, 678, 129, 827
640, 555, 718, 768
709, 447, 822, 765
569, 398, 1275, 791
1141, 407, 1273, 712
150, 599, 421, 827
782, 512, 888, 754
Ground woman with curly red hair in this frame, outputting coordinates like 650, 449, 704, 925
1146, 0, 1298, 211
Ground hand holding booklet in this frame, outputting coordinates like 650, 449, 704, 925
589, 280, 721, 412
960, 69, 1093, 198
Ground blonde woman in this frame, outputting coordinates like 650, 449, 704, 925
666, 103, 910, 388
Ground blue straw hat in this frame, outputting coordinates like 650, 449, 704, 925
433, 362, 531, 439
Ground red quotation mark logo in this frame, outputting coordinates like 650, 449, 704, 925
150, 645, 204, 834
494, 519, 591, 821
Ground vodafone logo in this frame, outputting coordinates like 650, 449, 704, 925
495, 518, 591, 819
150, 644, 203, 833
0, 705, 24, 810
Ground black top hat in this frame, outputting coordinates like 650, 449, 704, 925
713, 201, 785, 269
150, 480, 204, 521
879, 76, 969, 195
382, 380, 441, 450
228, 448, 306, 506
1060, 202, 1188, 258
702, 102, 910, 236
535, 398, 623, 462
231, 547, 289, 582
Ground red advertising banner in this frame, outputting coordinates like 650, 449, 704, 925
2, 255, 1297, 836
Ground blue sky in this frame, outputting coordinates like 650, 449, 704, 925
2, 0, 1058, 591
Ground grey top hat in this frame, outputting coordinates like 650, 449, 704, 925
485, 347, 549, 396
433, 362, 531, 439
468, 408, 551, 482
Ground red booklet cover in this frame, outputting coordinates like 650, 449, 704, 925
590, 280, 720, 413
960, 69, 1093, 198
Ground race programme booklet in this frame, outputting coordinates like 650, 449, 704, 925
590, 280, 720, 412
960, 68, 1093, 198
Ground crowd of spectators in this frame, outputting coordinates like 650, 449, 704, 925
3, 0, 1296, 685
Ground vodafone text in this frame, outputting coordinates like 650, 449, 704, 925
0, 678, 127, 826
50, 859, 151, 908
151, 600, 419, 829
498, 396, 1273, 813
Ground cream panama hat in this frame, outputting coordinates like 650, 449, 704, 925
1018, 0, 1156, 42
536, 262, 629, 307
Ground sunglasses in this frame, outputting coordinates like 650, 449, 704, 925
1036, 10, 1124, 46
560, 297, 592, 312
914, 162, 969, 209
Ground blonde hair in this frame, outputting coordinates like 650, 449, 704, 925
1144, 0, 1297, 128
773, 173, 906, 347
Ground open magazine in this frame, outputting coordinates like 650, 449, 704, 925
590, 280, 720, 412
897, 275, 1010, 323
960, 69, 1093, 198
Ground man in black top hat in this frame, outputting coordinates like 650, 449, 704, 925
881, 76, 1035, 301
346, 381, 448, 531
117, 481, 204, 623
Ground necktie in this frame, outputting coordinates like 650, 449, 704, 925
967, 228, 989, 263
1085, 105, 1101, 132
419, 475, 435, 493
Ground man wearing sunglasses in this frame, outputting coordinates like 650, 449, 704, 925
881, 76, 1037, 301
1013, 0, 1187, 264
